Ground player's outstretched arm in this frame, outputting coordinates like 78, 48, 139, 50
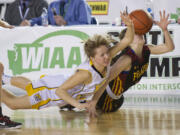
148, 10, 175, 54
87, 55, 131, 117
109, 12, 134, 58
55, 70, 90, 110
87, 79, 109, 117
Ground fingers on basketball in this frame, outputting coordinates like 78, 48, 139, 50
129, 9, 153, 35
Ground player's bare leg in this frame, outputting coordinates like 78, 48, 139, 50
1, 88, 32, 109
0, 62, 22, 129
10, 76, 31, 90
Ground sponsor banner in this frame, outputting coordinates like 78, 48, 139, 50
123, 93, 180, 108
0, 25, 180, 107
87, 0, 109, 15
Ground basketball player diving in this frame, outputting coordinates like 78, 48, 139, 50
0, 13, 134, 116
87, 10, 175, 117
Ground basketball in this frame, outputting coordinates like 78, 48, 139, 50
129, 9, 153, 35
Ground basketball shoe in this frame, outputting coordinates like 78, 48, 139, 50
0, 115, 22, 129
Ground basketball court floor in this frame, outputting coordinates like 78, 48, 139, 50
0, 105, 180, 135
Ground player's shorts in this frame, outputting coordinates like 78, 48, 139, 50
25, 75, 67, 110
97, 90, 124, 112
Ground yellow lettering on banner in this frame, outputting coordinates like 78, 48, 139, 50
87, 2, 109, 15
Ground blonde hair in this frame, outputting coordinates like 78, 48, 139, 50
84, 34, 110, 58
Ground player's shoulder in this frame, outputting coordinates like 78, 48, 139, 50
77, 61, 91, 70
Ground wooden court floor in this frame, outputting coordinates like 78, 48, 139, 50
1, 106, 180, 135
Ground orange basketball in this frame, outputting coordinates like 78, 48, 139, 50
129, 9, 153, 35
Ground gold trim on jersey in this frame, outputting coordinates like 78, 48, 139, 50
32, 98, 51, 109
52, 99, 63, 101
73, 85, 85, 100
109, 98, 112, 111
77, 69, 92, 84
89, 59, 107, 78
103, 95, 108, 111
40, 74, 46, 79
104, 96, 112, 112
89, 59, 93, 66
112, 76, 123, 96
103, 76, 123, 112
26, 83, 85, 99
25, 83, 55, 96
94, 79, 107, 93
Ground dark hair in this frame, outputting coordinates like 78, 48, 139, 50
84, 35, 110, 58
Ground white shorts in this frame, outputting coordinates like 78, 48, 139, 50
25, 75, 68, 109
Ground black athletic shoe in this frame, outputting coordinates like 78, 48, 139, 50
60, 104, 75, 111
60, 101, 86, 111
0, 115, 22, 129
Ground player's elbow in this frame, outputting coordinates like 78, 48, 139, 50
163, 43, 175, 53
170, 44, 175, 51
122, 38, 133, 46
55, 87, 65, 98
168, 44, 175, 52
55, 88, 61, 98
9, 105, 18, 110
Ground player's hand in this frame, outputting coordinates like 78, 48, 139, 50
154, 10, 170, 31
120, 11, 133, 26
76, 102, 98, 118
86, 101, 98, 118
76, 102, 89, 110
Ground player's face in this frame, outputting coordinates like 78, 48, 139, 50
91, 45, 110, 67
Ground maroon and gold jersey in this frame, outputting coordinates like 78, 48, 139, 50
97, 46, 150, 112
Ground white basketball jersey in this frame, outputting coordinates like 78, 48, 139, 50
73, 60, 110, 100
30, 61, 110, 109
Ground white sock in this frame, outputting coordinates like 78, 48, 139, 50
2, 74, 12, 84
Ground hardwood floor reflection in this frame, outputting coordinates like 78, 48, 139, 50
1, 107, 180, 135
